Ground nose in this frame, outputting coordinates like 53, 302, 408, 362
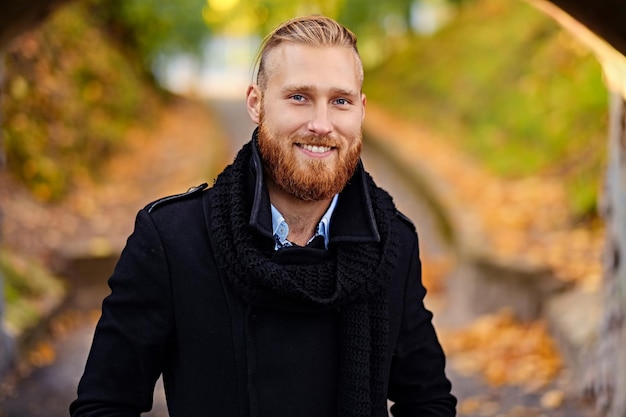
307, 104, 333, 135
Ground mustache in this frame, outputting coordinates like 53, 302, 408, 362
291, 134, 337, 147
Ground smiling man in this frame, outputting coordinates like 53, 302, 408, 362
71, 15, 456, 417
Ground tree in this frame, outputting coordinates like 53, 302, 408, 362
201, 0, 452, 68
83, 0, 210, 80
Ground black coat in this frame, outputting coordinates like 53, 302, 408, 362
71, 149, 456, 417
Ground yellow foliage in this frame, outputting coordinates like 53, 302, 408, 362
26, 342, 56, 368
440, 309, 563, 388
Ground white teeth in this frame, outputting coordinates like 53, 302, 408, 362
301, 144, 331, 153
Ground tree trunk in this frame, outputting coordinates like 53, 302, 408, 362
585, 91, 626, 417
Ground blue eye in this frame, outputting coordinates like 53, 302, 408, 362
334, 98, 348, 105
291, 94, 306, 101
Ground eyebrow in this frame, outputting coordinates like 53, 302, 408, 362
280, 84, 360, 98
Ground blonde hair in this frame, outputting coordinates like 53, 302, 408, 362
255, 15, 363, 89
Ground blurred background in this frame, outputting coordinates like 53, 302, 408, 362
0, 0, 624, 416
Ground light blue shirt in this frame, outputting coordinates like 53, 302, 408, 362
271, 194, 339, 250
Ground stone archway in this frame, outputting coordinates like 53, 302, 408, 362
531, 2, 626, 416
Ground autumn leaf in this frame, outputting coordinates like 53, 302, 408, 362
440, 309, 563, 388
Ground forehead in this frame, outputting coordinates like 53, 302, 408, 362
262, 43, 362, 91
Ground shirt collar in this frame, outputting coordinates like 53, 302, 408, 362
271, 194, 338, 249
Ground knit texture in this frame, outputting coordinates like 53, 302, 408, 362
209, 140, 400, 417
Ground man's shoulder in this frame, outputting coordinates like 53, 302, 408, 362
394, 210, 416, 233
146, 183, 209, 214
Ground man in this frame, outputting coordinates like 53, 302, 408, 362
71, 15, 456, 417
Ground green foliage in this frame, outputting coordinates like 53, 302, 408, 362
1, 3, 146, 201
200, 0, 435, 70
85, 0, 209, 72
1, 250, 64, 334
365, 0, 607, 219
80, 0, 457, 74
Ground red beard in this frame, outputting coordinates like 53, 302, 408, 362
257, 123, 362, 202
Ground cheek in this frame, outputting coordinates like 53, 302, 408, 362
265, 116, 301, 138
335, 113, 363, 134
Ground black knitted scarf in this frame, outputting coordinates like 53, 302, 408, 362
208, 141, 400, 417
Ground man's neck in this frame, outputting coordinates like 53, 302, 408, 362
266, 180, 333, 247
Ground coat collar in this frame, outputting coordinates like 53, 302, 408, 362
246, 129, 381, 247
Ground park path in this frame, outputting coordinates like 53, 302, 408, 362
0, 97, 601, 417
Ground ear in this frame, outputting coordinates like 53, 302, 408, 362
361, 93, 367, 122
246, 84, 262, 124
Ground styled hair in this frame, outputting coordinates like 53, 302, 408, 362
255, 15, 363, 89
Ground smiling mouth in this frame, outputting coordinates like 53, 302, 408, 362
298, 143, 334, 154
